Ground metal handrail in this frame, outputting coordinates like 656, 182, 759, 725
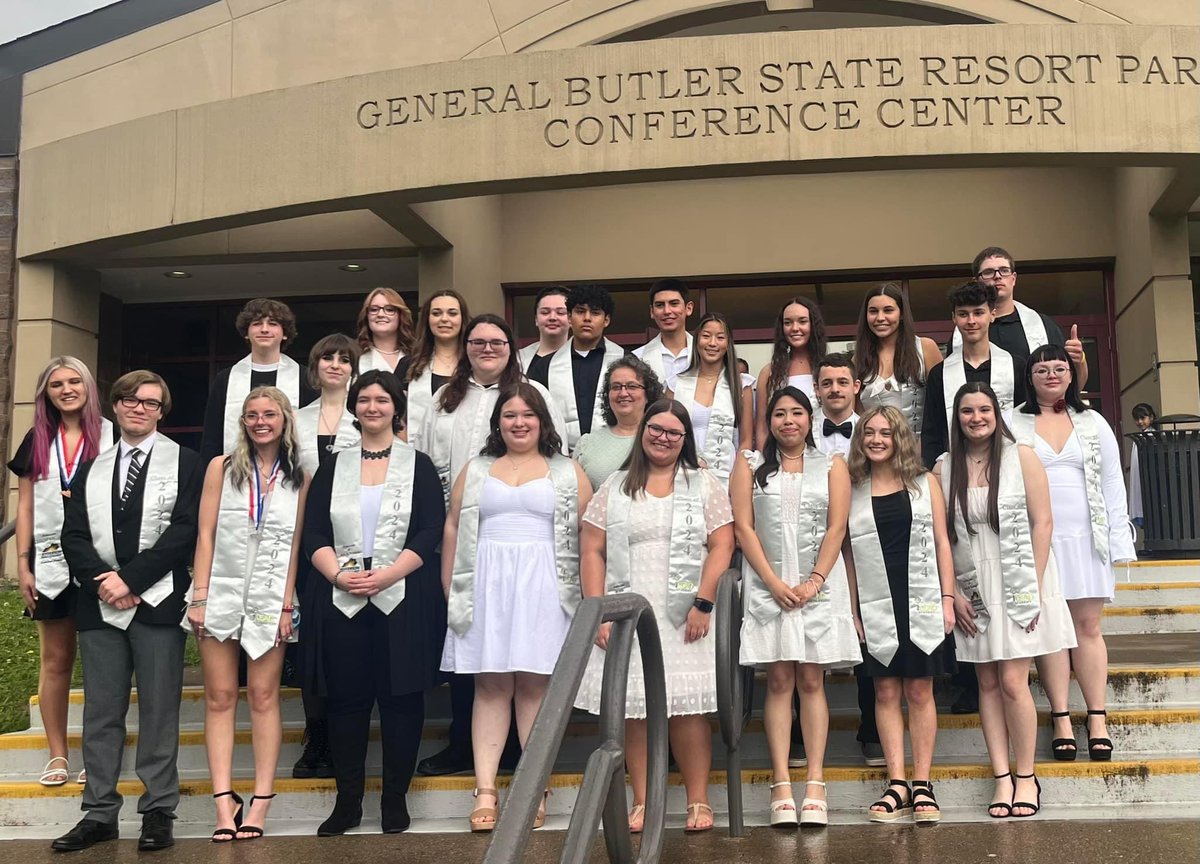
0, 519, 14, 546
714, 565, 749, 837
484, 593, 668, 864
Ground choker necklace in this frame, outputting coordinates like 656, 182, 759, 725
375, 347, 402, 356
780, 450, 805, 461
1039, 399, 1068, 413
362, 445, 392, 460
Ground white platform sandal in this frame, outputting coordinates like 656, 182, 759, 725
769, 780, 798, 827
800, 780, 829, 827
39, 756, 69, 787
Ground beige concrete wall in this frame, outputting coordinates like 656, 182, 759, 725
413, 197, 505, 314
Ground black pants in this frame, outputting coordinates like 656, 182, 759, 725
324, 605, 423, 804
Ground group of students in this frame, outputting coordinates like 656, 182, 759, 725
10, 244, 1136, 850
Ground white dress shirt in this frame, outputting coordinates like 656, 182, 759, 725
633, 332, 693, 391
817, 412, 857, 458
117, 432, 158, 492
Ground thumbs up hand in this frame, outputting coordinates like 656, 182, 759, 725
1065, 324, 1085, 367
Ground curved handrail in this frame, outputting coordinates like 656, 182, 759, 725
484, 593, 668, 864
0, 519, 14, 546
714, 565, 748, 837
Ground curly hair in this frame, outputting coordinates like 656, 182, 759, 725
847, 405, 926, 491
482, 383, 563, 457
598, 356, 664, 427
567, 283, 614, 317
235, 298, 298, 345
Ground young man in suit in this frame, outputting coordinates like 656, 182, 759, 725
54, 371, 202, 852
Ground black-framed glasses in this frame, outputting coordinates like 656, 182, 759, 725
609, 382, 646, 393
466, 338, 509, 351
646, 423, 685, 443
119, 396, 163, 411
977, 266, 1015, 279
367, 304, 399, 316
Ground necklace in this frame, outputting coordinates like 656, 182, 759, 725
375, 346, 402, 356
362, 445, 392, 460
318, 404, 340, 436
780, 450, 805, 462
505, 452, 541, 470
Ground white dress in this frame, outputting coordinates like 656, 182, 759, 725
440, 476, 571, 675
690, 402, 712, 452
574, 472, 733, 719
954, 488, 1078, 663
739, 471, 862, 668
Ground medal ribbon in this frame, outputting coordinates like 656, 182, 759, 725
249, 456, 281, 532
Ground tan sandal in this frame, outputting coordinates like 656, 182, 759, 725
532, 789, 551, 829
684, 801, 714, 832
469, 788, 499, 833
39, 756, 69, 787
628, 803, 646, 833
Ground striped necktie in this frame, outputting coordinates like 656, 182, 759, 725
122, 448, 143, 505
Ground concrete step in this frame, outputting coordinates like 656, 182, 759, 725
1117, 561, 1200, 584
1113, 582, 1200, 607
1101, 605, 1200, 635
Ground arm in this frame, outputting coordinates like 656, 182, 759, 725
753, 365, 772, 450
1097, 419, 1136, 563
363, 454, 448, 593
278, 474, 311, 640
187, 457, 227, 632
737, 385, 753, 449
730, 454, 798, 608
1064, 323, 1090, 389
920, 337, 943, 379
687, 521, 734, 644
440, 461, 468, 600
841, 533, 865, 642
14, 477, 36, 610
118, 451, 204, 595
574, 461, 594, 524
60, 463, 117, 591
1018, 444, 1053, 592
927, 477, 957, 635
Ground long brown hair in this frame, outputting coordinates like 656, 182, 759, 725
766, 296, 826, 397
755, 386, 816, 491
482, 383, 563, 457
407, 289, 469, 382
356, 288, 415, 356
438, 314, 524, 414
854, 283, 924, 386
945, 382, 1014, 542
847, 405, 925, 490
684, 312, 743, 403
621, 398, 700, 498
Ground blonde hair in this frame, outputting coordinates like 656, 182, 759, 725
225, 386, 305, 491
847, 405, 926, 490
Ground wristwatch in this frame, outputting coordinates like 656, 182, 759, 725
692, 597, 715, 614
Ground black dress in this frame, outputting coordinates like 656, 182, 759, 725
860, 490, 956, 679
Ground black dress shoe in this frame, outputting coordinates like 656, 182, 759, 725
416, 743, 473, 777
138, 810, 175, 851
951, 689, 979, 715
317, 798, 363, 837
51, 819, 118, 852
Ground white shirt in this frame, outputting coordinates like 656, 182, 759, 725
117, 432, 158, 492
817, 412, 858, 458
634, 333, 692, 391
360, 483, 385, 559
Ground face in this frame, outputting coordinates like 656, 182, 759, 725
247, 316, 285, 351
569, 304, 610, 342
535, 293, 569, 339
317, 351, 352, 390
366, 292, 400, 337
816, 365, 859, 415
953, 303, 994, 343
113, 383, 164, 438
354, 383, 395, 434
696, 320, 729, 365
465, 323, 511, 378
957, 392, 997, 442
977, 255, 1017, 304
45, 366, 88, 415
607, 367, 647, 422
242, 396, 286, 447
866, 294, 902, 339
428, 296, 463, 341
1135, 413, 1154, 431
781, 303, 812, 349
499, 396, 540, 450
770, 395, 811, 450
861, 413, 896, 464
650, 291, 693, 333
641, 410, 686, 466
1030, 358, 1072, 402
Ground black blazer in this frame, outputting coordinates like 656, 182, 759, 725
62, 439, 203, 631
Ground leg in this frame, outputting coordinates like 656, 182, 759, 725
77, 628, 133, 824
378, 691, 424, 832
869, 676, 910, 818
975, 662, 1014, 816
36, 618, 77, 772
1035, 649, 1073, 757
318, 609, 373, 835
902, 677, 939, 821
998, 658, 1040, 816
626, 717, 648, 830
471, 672, 515, 829
669, 714, 713, 830
128, 623, 186, 816
239, 644, 286, 837
512, 673, 552, 825
1069, 599, 1113, 758
763, 662, 797, 809
796, 664, 829, 811
198, 636, 242, 835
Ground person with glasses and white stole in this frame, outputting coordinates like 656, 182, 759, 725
51, 371, 201, 853
356, 288, 414, 374
188, 386, 310, 842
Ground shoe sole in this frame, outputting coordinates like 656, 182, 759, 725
868, 809, 912, 823
862, 757, 887, 767
787, 758, 808, 768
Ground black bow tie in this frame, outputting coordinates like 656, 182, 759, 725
823, 419, 853, 439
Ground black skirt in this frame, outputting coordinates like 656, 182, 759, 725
23, 583, 77, 622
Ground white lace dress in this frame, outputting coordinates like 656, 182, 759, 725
574, 471, 733, 719
739, 470, 862, 668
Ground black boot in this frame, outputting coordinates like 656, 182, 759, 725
317, 796, 363, 837
318, 710, 370, 836
381, 795, 410, 834
293, 719, 330, 779
379, 694, 423, 835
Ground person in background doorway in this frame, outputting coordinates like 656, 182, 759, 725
755, 297, 827, 448
518, 286, 571, 372
1127, 402, 1156, 529
574, 356, 664, 491
633, 278, 695, 391
396, 290, 469, 451
356, 288, 414, 374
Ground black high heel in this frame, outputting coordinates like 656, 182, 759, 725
1050, 710, 1078, 761
237, 793, 276, 840
1012, 772, 1041, 817
988, 773, 1013, 819
211, 790, 244, 842
1086, 709, 1113, 761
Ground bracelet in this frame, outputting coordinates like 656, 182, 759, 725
188, 600, 207, 608
282, 605, 295, 613
942, 594, 955, 599
332, 572, 342, 590
692, 597, 715, 614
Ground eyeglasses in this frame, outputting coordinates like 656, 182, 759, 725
368, 305, 399, 316
242, 411, 282, 424
646, 423, 685, 443
466, 339, 509, 351
1032, 365, 1071, 378
977, 266, 1015, 279
609, 382, 646, 393
119, 396, 163, 411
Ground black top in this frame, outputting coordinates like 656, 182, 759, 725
61, 441, 203, 631
921, 353, 1028, 469
316, 435, 338, 470
571, 346, 608, 437
988, 307, 1065, 363
526, 353, 552, 388
301, 449, 447, 695
200, 362, 318, 465
392, 357, 451, 395
6, 428, 34, 478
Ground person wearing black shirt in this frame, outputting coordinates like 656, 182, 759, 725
518, 286, 571, 372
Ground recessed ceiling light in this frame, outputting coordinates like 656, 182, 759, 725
340, 263, 367, 272
164, 270, 192, 279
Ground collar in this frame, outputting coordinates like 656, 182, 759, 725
120, 431, 157, 458
250, 360, 281, 373
468, 376, 500, 390
659, 331, 692, 358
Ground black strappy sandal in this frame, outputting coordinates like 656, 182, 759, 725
1086, 709, 1113, 761
1050, 710, 1078, 761
867, 779, 911, 823
211, 790, 243, 843
237, 793, 277, 840
910, 781, 941, 824
988, 773, 1013, 819
1012, 772, 1042, 817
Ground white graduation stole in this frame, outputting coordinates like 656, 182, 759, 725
448, 455, 580, 635
861, 336, 926, 431
848, 473, 943, 666
637, 332, 692, 388
329, 445, 415, 617
358, 347, 402, 374
31, 418, 114, 599
546, 339, 625, 452
952, 301, 1049, 355
673, 373, 738, 482
405, 366, 436, 452
518, 342, 539, 372
86, 436, 181, 630
294, 401, 360, 476
942, 344, 1017, 424
222, 355, 302, 453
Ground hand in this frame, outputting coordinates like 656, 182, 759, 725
954, 594, 978, 638
187, 603, 207, 637
595, 621, 613, 650
852, 615, 865, 643
685, 607, 711, 644
278, 607, 294, 643
112, 594, 141, 611
793, 579, 819, 608
942, 596, 957, 635
343, 567, 398, 597
1065, 324, 1085, 367
767, 578, 801, 612
1024, 612, 1041, 634
17, 566, 38, 613
95, 571, 132, 605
